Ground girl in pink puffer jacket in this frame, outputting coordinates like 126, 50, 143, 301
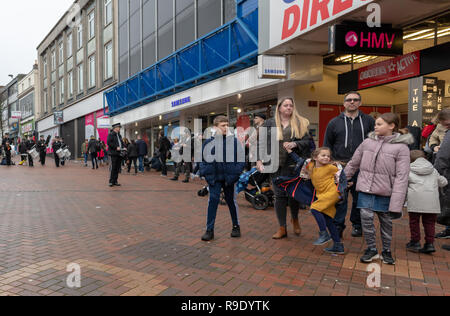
345, 113, 413, 266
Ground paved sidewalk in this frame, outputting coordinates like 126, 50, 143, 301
0, 159, 448, 296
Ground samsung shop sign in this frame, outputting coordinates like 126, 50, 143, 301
261, 0, 375, 52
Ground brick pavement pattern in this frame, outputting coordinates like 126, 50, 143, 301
0, 158, 449, 296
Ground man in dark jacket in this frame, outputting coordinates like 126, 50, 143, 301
136, 136, 148, 173
88, 136, 99, 169
434, 109, 450, 249
52, 136, 63, 168
158, 131, 171, 177
199, 116, 246, 242
107, 123, 125, 187
25, 135, 35, 167
36, 135, 50, 166
324, 92, 375, 238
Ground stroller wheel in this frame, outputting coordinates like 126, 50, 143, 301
252, 194, 269, 210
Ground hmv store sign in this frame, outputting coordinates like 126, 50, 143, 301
329, 24, 404, 56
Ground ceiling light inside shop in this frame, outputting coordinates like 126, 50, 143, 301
334, 55, 377, 64
407, 27, 450, 40
159, 115, 162, 120
403, 29, 432, 39
237, 109, 242, 114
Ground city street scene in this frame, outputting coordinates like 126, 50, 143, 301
0, 0, 450, 301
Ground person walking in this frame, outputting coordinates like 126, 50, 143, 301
200, 116, 246, 241
345, 113, 413, 265
88, 136, 99, 169
158, 131, 171, 177
127, 139, 138, 174
433, 109, 450, 250
257, 97, 312, 239
36, 135, 49, 166
406, 150, 447, 254
81, 139, 89, 167
324, 92, 375, 238
107, 123, 125, 187
136, 136, 148, 173
18, 140, 28, 166
52, 136, 63, 168
25, 135, 35, 167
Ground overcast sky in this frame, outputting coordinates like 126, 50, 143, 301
0, 0, 74, 86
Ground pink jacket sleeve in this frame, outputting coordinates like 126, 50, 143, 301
389, 145, 411, 213
344, 141, 365, 180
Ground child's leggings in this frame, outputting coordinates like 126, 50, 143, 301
360, 208, 392, 252
311, 209, 340, 243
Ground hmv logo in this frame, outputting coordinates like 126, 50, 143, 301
345, 30, 397, 49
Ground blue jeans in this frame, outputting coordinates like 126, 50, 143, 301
311, 209, 341, 243
206, 181, 239, 232
138, 156, 144, 172
334, 172, 361, 230
84, 153, 88, 165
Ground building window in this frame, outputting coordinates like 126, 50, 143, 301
198, 0, 221, 38
59, 42, 64, 65
105, 42, 113, 79
51, 50, 56, 70
44, 91, 48, 113
59, 79, 65, 105
176, 0, 195, 50
77, 24, 83, 49
78, 64, 84, 93
52, 85, 56, 108
67, 33, 73, 57
68, 71, 73, 98
89, 11, 96, 40
157, 0, 174, 60
89, 55, 96, 88
43, 57, 48, 77
105, 0, 113, 26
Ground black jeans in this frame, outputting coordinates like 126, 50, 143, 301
110, 155, 122, 184
91, 152, 98, 168
334, 172, 361, 230
128, 157, 138, 174
271, 165, 300, 227
160, 151, 168, 175
40, 151, 46, 166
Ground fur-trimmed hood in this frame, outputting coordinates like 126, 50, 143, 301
368, 132, 415, 145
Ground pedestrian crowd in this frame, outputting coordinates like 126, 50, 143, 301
2, 92, 450, 265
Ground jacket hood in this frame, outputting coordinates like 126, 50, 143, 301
410, 158, 435, 176
368, 132, 415, 145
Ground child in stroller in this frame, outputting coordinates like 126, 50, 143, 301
236, 168, 274, 210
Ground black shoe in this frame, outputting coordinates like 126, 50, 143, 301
231, 226, 241, 238
351, 227, 363, 238
109, 183, 114, 187
435, 229, 450, 239
202, 230, 214, 241
182, 179, 189, 183
443, 245, 450, 251
381, 251, 396, 265
419, 243, 436, 254
114, 183, 121, 187
406, 241, 421, 253
170, 177, 179, 181
360, 248, 379, 263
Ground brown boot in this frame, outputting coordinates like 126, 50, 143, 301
272, 226, 287, 239
292, 218, 301, 236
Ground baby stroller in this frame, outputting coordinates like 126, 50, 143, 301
236, 168, 274, 210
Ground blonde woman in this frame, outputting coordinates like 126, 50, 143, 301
257, 98, 313, 239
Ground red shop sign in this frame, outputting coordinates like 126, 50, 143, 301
358, 51, 421, 90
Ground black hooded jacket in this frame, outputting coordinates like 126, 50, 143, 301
323, 112, 375, 163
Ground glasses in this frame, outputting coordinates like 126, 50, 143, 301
345, 98, 361, 103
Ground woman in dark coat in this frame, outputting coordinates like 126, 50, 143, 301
88, 136, 99, 169
127, 140, 139, 174
257, 97, 313, 239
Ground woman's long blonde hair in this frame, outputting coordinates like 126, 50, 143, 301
275, 97, 310, 141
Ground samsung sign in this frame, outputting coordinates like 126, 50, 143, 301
172, 96, 191, 108
329, 24, 403, 56
258, 55, 288, 79
260, 0, 374, 53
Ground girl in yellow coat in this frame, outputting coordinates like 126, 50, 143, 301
289, 147, 345, 254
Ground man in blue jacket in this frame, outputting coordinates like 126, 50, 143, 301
324, 92, 375, 238
200, 116, 246, 241
136, 136, 148, 173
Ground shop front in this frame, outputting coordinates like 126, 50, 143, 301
20, 119, 35, 140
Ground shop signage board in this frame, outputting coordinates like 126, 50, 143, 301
261, 0, 375, 53
54, 111, 64, 125
258, 55, 288, 79
21, 122, 33, 134
358, 51, 420, 90
329, 24, 403, 56
408, 77, 445, 127
11, 111, 22, 119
